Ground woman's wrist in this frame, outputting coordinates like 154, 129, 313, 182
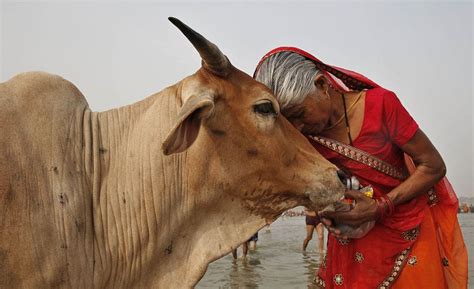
375, 194, 395, 221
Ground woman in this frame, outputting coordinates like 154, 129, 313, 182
303, 207, 325, 253
253, 47, 467, 289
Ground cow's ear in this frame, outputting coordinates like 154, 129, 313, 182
162, 94, 214, 155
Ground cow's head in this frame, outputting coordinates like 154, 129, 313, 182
162, 18, 345, 220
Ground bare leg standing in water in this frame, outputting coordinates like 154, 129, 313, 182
232, 242, 249, 259
232, 232, 257, 259
315, 223, 325, 253
303, 225, 314, 251
242, 242, 249, 257
303, 207, 325, 253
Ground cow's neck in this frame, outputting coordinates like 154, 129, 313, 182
87, 87, 267, 288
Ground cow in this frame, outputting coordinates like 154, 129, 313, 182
0, 18, 345, 288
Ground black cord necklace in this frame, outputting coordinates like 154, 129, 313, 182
341, 92, 353, 146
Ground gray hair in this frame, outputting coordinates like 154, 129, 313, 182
254, 51, 321, 110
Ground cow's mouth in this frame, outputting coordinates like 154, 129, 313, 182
319, 197, 351, 215
304, 189, 346, 213
302, 168, 349, 212
306, 193, 348, 212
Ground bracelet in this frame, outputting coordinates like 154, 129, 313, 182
375, 199, 385, 220
381, 194, 395, 216
375, 195, 395, 221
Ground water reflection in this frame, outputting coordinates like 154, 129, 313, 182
303, 251, 325, 289
198, 217, 324, 289
302, 251, 322, 284
228, 257, 262, 289
198, 214, 474, 288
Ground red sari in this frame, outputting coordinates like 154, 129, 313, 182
255, 47, 468, 289
312, 87, 440, 289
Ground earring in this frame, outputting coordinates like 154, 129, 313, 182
324, 88, 331, 100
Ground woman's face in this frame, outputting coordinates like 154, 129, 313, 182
283, 87, 332, 136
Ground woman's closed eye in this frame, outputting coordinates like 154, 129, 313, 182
286, 107, 305, 121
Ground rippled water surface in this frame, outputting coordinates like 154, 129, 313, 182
197, 214, 473, 288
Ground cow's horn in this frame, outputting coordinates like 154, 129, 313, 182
169, 17, 231, 77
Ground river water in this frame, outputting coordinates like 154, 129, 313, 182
197, 214, 473, 288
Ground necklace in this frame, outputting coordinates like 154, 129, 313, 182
342, 91, 355, 145
323, 91, 363, 133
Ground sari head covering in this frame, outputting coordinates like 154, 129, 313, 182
253, 46, 379, 92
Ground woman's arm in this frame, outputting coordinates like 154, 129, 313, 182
388, 129, 446, 205
319, 129, 446, 227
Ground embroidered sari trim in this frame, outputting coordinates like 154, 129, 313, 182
309, 135, 408, 181
377, 247, 412, 289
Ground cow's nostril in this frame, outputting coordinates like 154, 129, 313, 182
337, 170, 349, 186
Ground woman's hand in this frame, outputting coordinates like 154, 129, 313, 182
320, 217, 374, 239
320, 217, 342, 238
319, 190, 378, 227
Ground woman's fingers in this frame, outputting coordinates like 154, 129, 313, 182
321, 217, 342, 236
344, 190, 363, 200
324, 211, 362, 226
320, 197, 376, 225
321, 217, 332, 227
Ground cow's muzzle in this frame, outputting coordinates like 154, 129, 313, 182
304, 168, 347, 211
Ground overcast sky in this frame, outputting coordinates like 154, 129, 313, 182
1, 1, 473, 197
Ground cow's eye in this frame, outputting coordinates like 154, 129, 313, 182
254, 102, 276, 116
